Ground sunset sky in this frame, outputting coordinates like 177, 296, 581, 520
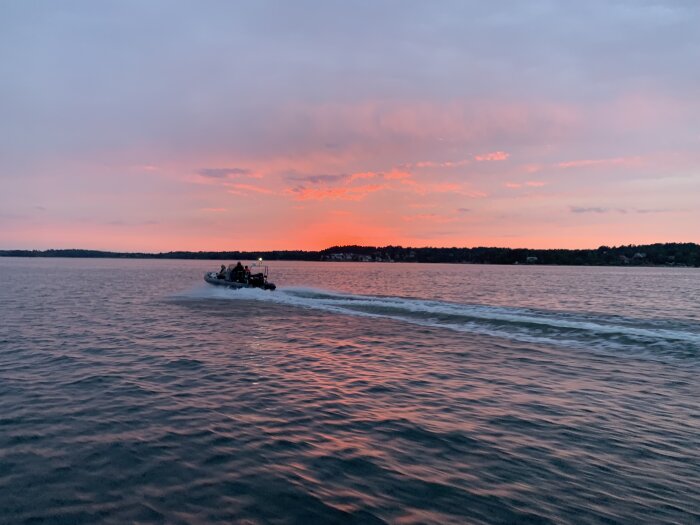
1, 1, 699, 251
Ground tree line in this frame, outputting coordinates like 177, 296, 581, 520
1, 243, 698, 266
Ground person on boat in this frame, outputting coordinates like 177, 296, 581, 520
216, 264, 226, 279
232, 261, 245, 282
244, 265, 251, 282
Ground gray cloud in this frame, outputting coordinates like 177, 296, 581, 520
570, 206, 671, 215
197, 168, 251, 179
286, 174, 349, 185
570, 207, 610, 214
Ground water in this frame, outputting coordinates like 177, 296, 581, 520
0, 258, 698, 524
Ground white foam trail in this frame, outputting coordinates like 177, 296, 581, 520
172, 285, 700, 353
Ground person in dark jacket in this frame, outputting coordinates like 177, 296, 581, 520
232, 261, 245, 282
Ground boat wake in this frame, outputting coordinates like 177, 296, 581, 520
175, 285, 700, 360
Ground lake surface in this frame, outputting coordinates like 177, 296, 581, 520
1, 258, 698, 524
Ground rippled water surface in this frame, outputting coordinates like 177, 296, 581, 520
1, 258, 698, 524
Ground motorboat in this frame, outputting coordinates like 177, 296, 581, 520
204, 263, 276, 291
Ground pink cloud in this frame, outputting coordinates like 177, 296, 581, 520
383, 169, 412, 180
557, 156, 642, 169
267, 99, 581, 163
427, 182, 462, 193
349, 171, 377, 181
504, 181, 546, 189
402, 213, 459, 224
287, 183, 386, 201
475, 151, 510, 162
400, 178, 487, 197
132, 164, 159, 172
228, 183, 276, 195
523, 164, 543, 174
407, 159, 471, 169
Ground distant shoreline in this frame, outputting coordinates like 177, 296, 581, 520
1, 243, 698, 267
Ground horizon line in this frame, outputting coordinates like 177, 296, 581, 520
2, 241, 698, 255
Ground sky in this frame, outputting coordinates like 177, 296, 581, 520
1, 1, 699, 251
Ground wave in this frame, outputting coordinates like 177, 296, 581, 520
174, 286, 700, 360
